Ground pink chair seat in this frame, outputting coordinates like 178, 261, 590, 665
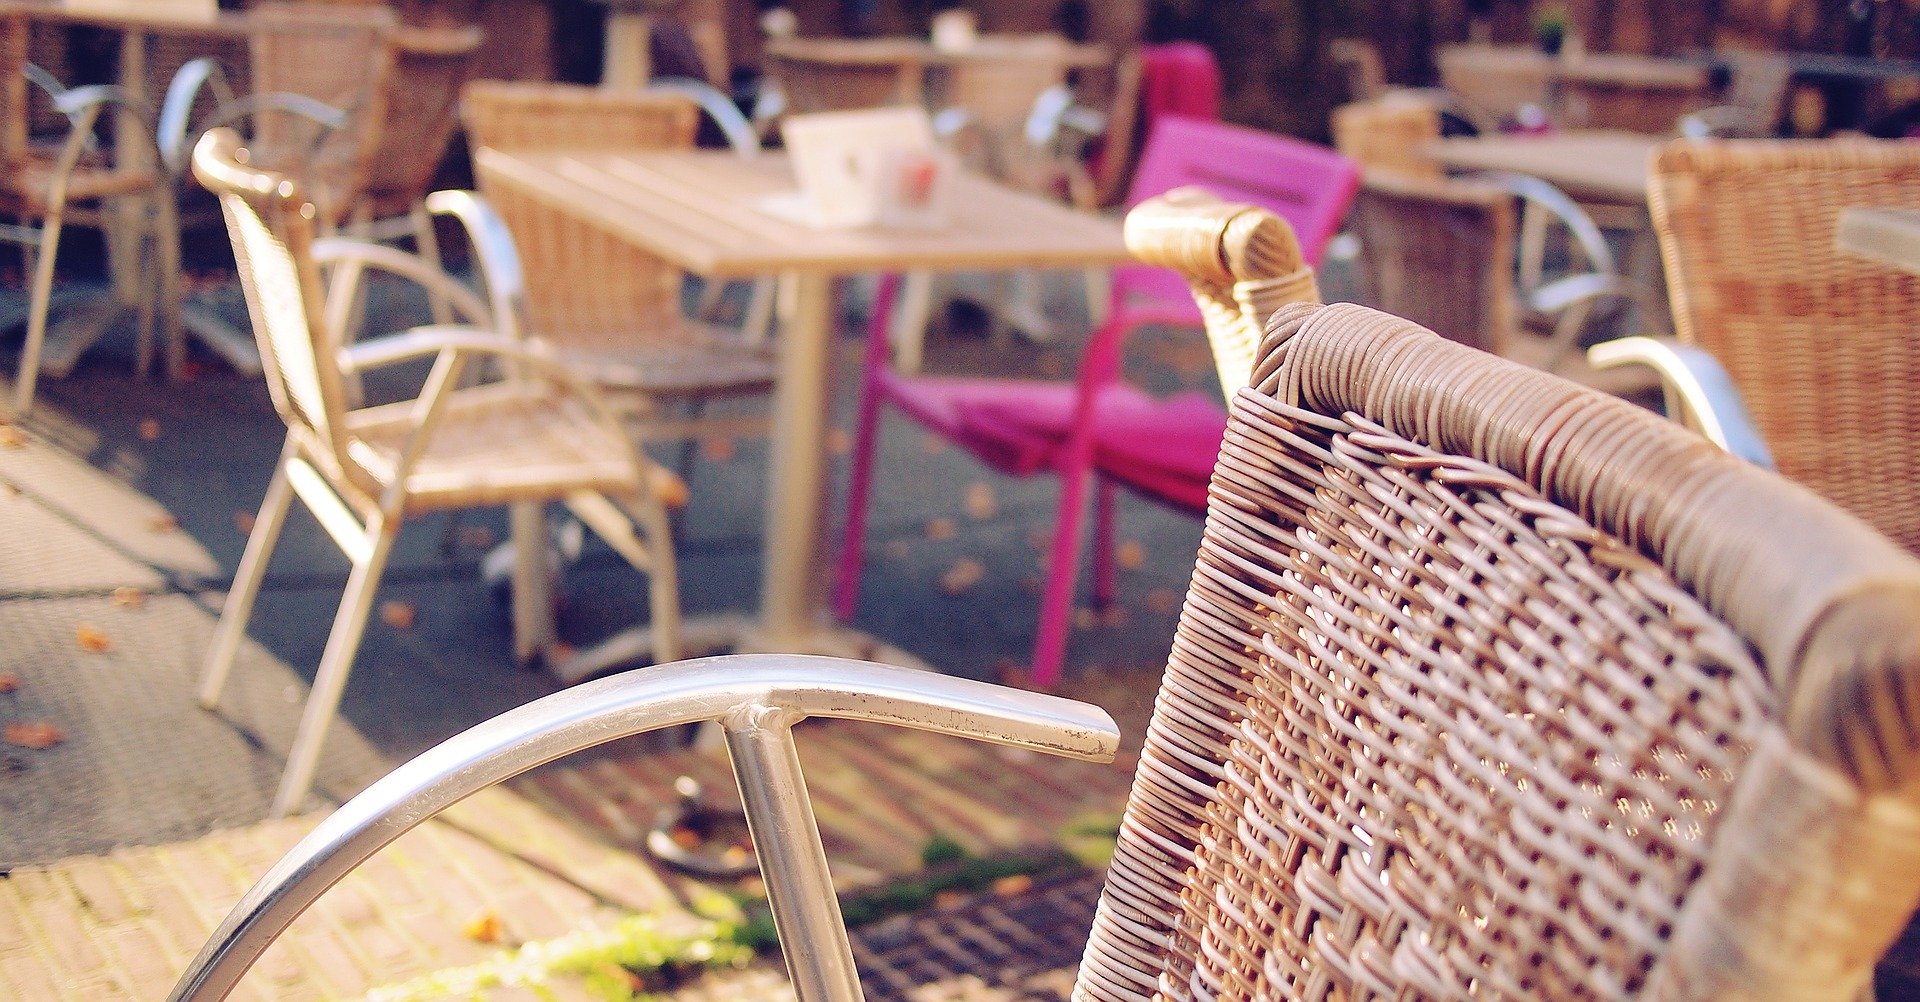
878, 374, 1156, 478
965, 388, 1225, 512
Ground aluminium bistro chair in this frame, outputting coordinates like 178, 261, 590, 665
190, 128, 683, 819
458, 81, 776, 445
0, 13, 174, 415
174, 210, 1920, 1002
835, 117, 1359, 688
1615, 139, 1920, 554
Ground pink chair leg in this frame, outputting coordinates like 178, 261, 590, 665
1030, 435, 1096, 690
832, 273, 901, 621
1091, 477, 1118, 608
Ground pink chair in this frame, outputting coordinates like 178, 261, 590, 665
835, 116, 1358, 687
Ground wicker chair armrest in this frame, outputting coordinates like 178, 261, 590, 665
646, 76, 762, 157
422, 190, 527, 341
169, 655, 1119, 1002
311, 237, 492, 339
1588, 335, 1774, 467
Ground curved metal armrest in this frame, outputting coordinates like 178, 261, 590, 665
1471, 170, 1619, 276
23, 61, 66, 105
648, 76, 761, 157
1678, 105, 1770, 140
158, 57, 238, 174
31, 86, 162, 213
312, 237, 492, 338
1588, 336, 1775, 468
422, 190, 527, 341
169, 655, 1119, 1002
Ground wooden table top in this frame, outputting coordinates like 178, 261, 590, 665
1425, 130, 1663, 204
766, 34, 1109, 69
0, 0, 251, 34
1440, 45, 1710, 89
474, 149, 1130, 281
1836, 207, 1920, 275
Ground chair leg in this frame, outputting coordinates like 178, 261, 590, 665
154, 192, 187, 382
565, 490, 682, 664
507, 500, 552, 667
269, 515, 398, 819
891, 270, 934, 375
200, 454, 297, 708
741, 277, 776, 345
1091, 476, 1118, 608
412, 204, 452, 327
1031, 432, 1098, 690
12, 206, 64, 416
832, 272, 899, 621
130, 200, 157, 380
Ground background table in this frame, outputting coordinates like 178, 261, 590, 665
1425, 130, 1661, 206
474, 148, 1130, 673
1837, 207, 1920, 274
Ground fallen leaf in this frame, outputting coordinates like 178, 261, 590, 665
0, 483, 17, 501
1072, 607, 1097, 630
111, 587, 147, 609
883, 539, 911, 560
939, 558, 985, 595
5, 720, 63, 749
0, 673, 19, 693
136, 418, 161, 442
75, 625, 111, 653
0, 426, 25, 448
1036, 352, 1066, 378
1026, 530, 1049, 551
457, 525, 496, 550
1116, 539, 1147, 570
700, 435, 736, 462
147, 514, 180, 534
919, 433, 947, 455
825, 427, 853, 456
1099, 605, 1131, 629
1146, 588, 1182, 615
932, 889, 969, 909
991, 874, 1035, 897
653, 470, 690, 511
924, 517, 956, 541
669, 825, 702, 851
379, 601, 417, 630
963, 483, 997, 520
461, 912, 504, 944
1018, 575, 1041, 595
234, 510, 256, 535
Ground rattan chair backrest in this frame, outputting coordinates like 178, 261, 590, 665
1077, 201, 1920, 999
362, 24, 483, 209
461, 82, 698, 343
1351, 168, 1517, 354
0, 14, 25, 172
246, 3, 395, 221
1649, 139, 1920, 553
192, 128, 350, 466
764, 51, 920, 114
1328, 37, 1387, 103
1330, 96, 1443, 180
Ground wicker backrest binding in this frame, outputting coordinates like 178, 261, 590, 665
1076, 207, 1920, 999
1649, 139, 1920, 553
1351, 168, 1516, 354
1331, 96, 1443, 181
462, 82, 698, 344
192, 128, 350, 467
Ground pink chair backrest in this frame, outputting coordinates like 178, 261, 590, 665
1140, 42, 1220, 125
1115, 115, 1359, 311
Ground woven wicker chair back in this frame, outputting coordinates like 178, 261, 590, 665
461, 82, 698, 345
362, 25, 483, 213
191, 128, 351, 467
246, 3, 395, 223
1078, 201, 1920, 998
764, 52, 920, 114
1331, 97, 1443, 181
1351, 169, 1517, 354
1328, 38, 1388, 104
0, 14, 26, 171
1649, 139, 1920, 553
1438, 44, 1550, 123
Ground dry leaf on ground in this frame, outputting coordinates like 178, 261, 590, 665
461, 912, 504, 944
924, 517, 956, 541
919, 433, 947, 455
1100, 605, 1131, 629
1145, 588, 1181, 615
1115, 539, 1147, 570
234, 510, 256, 534
0, 426, 25, 448
884, 539, 911, 560
136, 418, 161, 442
457, 525, 495, 550
379, 601, 417, 630
0, 673, 19, 693
939, 558, 985, 595
700, 435, 736, 462
5, 721, 63, 749
991, 874, 1035, 897
963, 482, 997, 520
825, 426, 853, 456
74, 625, 111, 652
1072, 607, 1098, 630
932, 889, 969, 909
111, 587, 147, 609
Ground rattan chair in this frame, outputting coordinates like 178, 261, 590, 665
458, 81, 776, 442
0, 13, 173, 414
1331, 94, 1445, 180
190, 127, 683, 819
1624, 139, 1920, 553
174, 194, 1920, 1002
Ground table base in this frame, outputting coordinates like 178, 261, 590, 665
553, 612, 932, 685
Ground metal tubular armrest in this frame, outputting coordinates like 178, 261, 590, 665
312, 238, 492, 335
423, 189, 528, 341
169, 655, 1119, 1002
647, 76, 761, 157
1588, 335, 1775, 467
158, 57, 236, 175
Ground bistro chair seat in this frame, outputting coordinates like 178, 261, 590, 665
191, 127, 683, 820
174, 192, 1920, 1002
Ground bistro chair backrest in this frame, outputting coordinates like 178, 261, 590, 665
246, 2, 395, 196
1350, 168, 1517, 354
0, 14, 28, 171
1075, 283, 1920, 997
1650, 139, 1920, 553
361, 24, 484, 213
764, 46, 921, 114
192, 127, 350, 466
1331, 95, 1444, 180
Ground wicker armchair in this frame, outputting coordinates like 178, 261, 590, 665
190, 128, 683, 819
458, 81, 776, 441
174, 197, 1920, 1002
1629, 139, 1920, 553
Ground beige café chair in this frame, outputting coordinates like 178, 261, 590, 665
176, 193, 1920, 1001
190, 128, 683, 819
1595, 139, 1920, 554
458, 81, 776, 450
